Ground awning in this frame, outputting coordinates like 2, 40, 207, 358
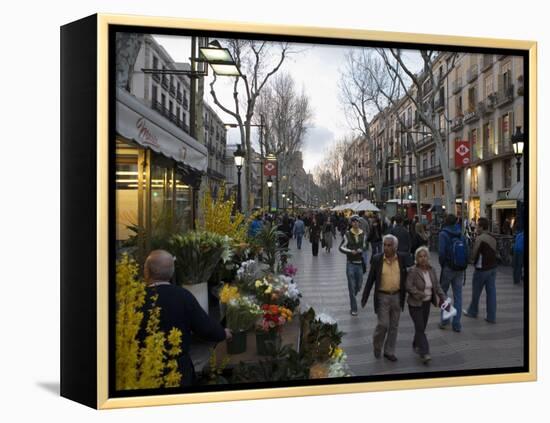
507, 182, 524, 201
116, 88, 208, 172
492, 199, 517, 209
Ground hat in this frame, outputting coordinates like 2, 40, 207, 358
350, 215, 360, 222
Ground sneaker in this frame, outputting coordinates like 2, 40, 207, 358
452, 326, 462, 333
463, 309, 477, 318
350, 310, 358, 316
485, 318, 496, 324
421, 354, 432, 364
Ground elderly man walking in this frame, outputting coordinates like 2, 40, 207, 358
361, 234, 408, 361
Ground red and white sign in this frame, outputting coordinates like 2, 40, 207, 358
263, 160, 277, 176
455, 140, 471, 168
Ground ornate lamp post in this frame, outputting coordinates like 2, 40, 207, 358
511, 126, 524, 183
233, 144, 245, 212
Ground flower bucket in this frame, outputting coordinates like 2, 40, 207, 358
255, 331, 281, 356
184, 282, 208, 313
226, 330, 247, 355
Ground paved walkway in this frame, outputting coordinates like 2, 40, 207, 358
290, 233, 525, 376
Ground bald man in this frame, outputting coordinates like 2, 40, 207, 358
141, 250, 231, 386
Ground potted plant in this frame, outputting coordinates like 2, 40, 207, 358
168, 231, 232, 312
255, 304, 293, 355
224, 296, 262, 354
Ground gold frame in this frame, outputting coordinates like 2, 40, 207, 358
97, 13, 537, 409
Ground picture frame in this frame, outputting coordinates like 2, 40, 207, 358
60, 13, 537, 409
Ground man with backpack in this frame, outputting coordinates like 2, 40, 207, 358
438, 213, 468, 332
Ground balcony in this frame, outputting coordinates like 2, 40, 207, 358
169, 85, 176, 97
152, 73, 161, 83
482, 55, 493, 72
451, 115, 464, 132
496, 84, 514, 107
452, 78, 463, 94
479, 94, 497, 116
152, 100, 168, 117
477, 140, 514, 162
463, 106, 480, 124
177, 119, 189, 133
434, 95, 445, 112
416, 134, 435, 151
419, 165, 442, 179
466, 64, 479, 83
183, 98, 189, 111
176, 91, 183, 103
161, 76, 169, 89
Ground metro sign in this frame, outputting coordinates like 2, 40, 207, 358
455, 140, 471, 167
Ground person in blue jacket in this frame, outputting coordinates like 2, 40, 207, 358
513, 227, 524, 285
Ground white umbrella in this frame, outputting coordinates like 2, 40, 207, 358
355, 199, 380, 212
347, 201, 360, 211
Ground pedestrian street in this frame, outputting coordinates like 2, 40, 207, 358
290, 233, 525, 376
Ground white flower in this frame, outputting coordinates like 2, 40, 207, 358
315, 313, 336, 325
287, 283, 301, 300
279, 275, 293, 286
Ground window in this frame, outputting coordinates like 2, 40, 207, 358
169, 100, 173, 116
456, 169, 463, 195
468, 86, 477, 111
432, 183, 436, 196
483, 122, 493, 157
153, 55, 158, 69
441, 181, 445, 196
151, 84, 158, 103
423, 184, 428, 199
456, 96, 463, 116
503, 159, 512, 188
470, 128, 479, 160
430, 150, 435, 167
176, 106, 180, 120
422, 153, 428, 171
484, 74, 494, 97
161, 93, 166, 109
486, 163, 493, 192
471, 166, 479, 194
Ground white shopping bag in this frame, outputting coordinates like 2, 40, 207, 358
440, 298, 457, 320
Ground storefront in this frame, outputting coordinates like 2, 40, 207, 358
115, 88, 208, 258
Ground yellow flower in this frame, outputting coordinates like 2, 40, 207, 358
220, 284, 240, 304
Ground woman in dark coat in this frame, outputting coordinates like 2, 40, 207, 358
309, 215, 322, 257
367, 217, 383, 256
410, 222, 429, 255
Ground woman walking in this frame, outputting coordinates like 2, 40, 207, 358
406, 246, 447, 364
322, 216, 337, 253
410, 222, 429, 255
368, 217, 383, 256
309, 215, 322, 257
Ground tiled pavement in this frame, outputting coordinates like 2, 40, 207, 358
290, 233, 525, 376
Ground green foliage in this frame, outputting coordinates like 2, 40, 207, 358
225, 297, 262, 331
231, 344, 310, 383
300, 308, 344, 363
168, 231, 231, 285
250, 224, 290, 272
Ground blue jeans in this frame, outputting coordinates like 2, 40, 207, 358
440, 266, 464, 331
467, 268, 497, 322
513, 251, 523, 284
362, 250, 369, 269
346, 262, 363, 312
296, 234, 303, 249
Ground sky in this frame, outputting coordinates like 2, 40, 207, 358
153, 35, 424, 173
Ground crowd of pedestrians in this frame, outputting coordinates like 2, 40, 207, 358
248, 208, 524, 366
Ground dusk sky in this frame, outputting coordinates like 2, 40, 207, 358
153, 35, 424, 173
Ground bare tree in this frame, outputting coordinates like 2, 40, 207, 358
255, 73, 313, 195
338, 49, 401, 203
376, 49, 458, 211
313, 137, 350, 206
208, 40, 291, 212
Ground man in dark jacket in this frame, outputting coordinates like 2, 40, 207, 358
463, 217, 498, 323
361, 234, 408, 361
142, 250, 230, 386
438, 214, 468, 332
390, 215, 412, 266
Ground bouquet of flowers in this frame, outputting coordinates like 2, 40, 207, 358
257, 304, 293, 333
169, 231, 233, 285
254, 274, 302, 311
300, 308, 344, 363
225, 296, 262, 332
219, 283, 240, 304
235, 259, 264, 293
282, 264, 298, 278
326, 346, 351, 378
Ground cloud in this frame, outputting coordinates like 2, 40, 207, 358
301, 126, 336, 172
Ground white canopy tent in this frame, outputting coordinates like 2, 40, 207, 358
354, 199, 380, 212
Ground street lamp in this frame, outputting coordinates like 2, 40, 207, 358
233, 144, 245, 212
282, 192, 286, 212
267, 177, 273, 211
199, 40, 241, 76
511, 126, 524, 183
